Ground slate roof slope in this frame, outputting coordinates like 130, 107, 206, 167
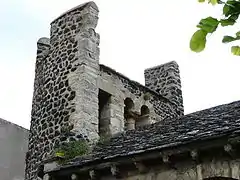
92, 100, 240, 159
0, 118, 29, 132
52, 100, 240, 171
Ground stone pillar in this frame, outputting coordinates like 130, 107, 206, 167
144, 61, 184, 116
67, 2, 100, 143
136, 114, 150, 127
126, 115, 135, 130
26, 2, 100, 180
109, 97, 125, 135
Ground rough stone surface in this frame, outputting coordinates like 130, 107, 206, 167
25, 2, 100, 180
144, 61, 184, 116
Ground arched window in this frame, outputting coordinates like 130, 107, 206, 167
124, 98, 135, 130
141, 105, 150, 115
98, 89, 111, 137
136, 105, 150, 127
124, 98, 134, 112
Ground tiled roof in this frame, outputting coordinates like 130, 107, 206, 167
49, 100, 240, 171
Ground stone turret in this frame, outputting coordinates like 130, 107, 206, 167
144, 61, 184, 116
25, 2, 100, 180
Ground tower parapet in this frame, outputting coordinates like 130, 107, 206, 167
25, 2, 100, 180
144, 61, 184, 116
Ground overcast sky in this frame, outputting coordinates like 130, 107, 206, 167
0, 0, 240, 129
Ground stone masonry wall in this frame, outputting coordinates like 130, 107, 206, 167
144, 61, 184, 116
98, 157, 240, 180
99, 65, 181, 135
25, 2, 100, 180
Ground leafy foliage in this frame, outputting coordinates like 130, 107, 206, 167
190, 0, 240, 55
54, 140, 89, 163
190, 30, 207, 52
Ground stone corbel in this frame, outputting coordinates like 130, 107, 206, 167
161, 153, 177, 169
190, 149, 198, 161
111, 165, 122, 179
71, 174, 79, 180
190, 149, 202, 165
162, 154, 170, 164
224, 144, 235, 157
89, 170, 98, 180
133, 160, 147, 173
43, 174, 50, 180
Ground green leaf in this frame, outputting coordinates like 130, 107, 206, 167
220, 14, 239, 26
223, 1, 240, 17
220, 19, 235, 26
198, 0, 206, 2
231, 46, 240, 55
222, 36, 236, 43
209, 0, 218, 5
190, 30, 208, 52
236, 31, 240, 37
223, 4, 231, 16
197, 17, 219, 33
55, 152, 65, 157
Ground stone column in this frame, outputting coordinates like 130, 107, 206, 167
126, 113, 136, 130
68, 2, 100, 143
109, 97, 125, 135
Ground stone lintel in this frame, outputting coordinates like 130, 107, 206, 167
97, 78, 116, 95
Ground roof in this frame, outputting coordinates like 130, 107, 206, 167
0, 118, 29, 132
48, 100, 240, 172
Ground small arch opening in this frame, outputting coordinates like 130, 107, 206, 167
124, 98, 134, 112
141, 105, 150, 115
124, 98, 135, 130
136, 105, 150, 127
98, 89, 111, 137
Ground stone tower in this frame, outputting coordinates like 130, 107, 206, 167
25, 2, 100, 180
144, 61, 184, 116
